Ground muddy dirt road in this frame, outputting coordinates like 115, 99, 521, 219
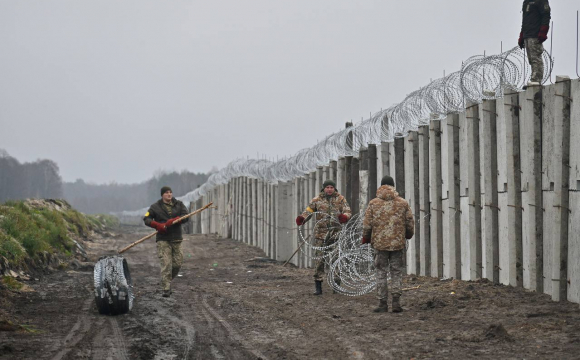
1, 226, 580, 359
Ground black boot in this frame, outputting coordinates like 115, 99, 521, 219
373, 299, 388, 313
392, 295, 403, 313
332, 278, 341, 294
313, 280, 322, 295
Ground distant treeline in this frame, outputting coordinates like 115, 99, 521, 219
0, 149, 63, 202
0, 149, 210, 215
63, 171, 210, 214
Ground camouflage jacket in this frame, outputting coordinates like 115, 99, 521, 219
362, 185, 414, 251
300, 191, 351, 240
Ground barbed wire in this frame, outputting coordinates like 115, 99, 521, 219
120, 46, 553, 216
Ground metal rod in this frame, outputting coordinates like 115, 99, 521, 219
549, 21, 554, 84
576, 10, 580, 78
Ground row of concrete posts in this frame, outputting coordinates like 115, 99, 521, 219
188, 77, 580, 305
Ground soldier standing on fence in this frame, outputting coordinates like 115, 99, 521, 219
296, 179, 351, 295
518, 0, 551, 87
143, 186, 190, 298
362, 176, 414, 313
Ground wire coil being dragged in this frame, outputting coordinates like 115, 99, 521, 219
298, 212, 378, 296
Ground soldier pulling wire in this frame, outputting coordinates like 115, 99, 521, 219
295, 180, 351, 295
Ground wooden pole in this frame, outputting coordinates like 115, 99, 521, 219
283, 234, 311, 267
118, 202, 214, 254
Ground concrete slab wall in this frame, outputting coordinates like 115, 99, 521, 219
211, 78, 580, 305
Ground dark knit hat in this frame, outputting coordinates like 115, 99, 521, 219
160, 186, 172, 196
322, 179, 336, 191
380, 175, 395, 187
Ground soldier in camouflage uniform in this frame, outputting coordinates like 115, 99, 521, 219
296, 179, 351, 295
518, 0, 551, 86
143, 186, 190, 298
362, 176, 414, 313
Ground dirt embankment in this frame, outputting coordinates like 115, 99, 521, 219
1, 225, 580, 359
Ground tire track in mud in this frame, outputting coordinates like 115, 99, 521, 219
216, 289, 373, 359
200, 293, 268, 360
108, 317, 130, 360
50, 297, 93, 360
158, 306, 196, 359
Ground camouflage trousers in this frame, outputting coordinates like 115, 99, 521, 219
525, 38, 544, 83
157, 240, 183, 291
313, 235, 339, 282
374, 250, 404, 300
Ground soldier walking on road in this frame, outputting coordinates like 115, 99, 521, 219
296, 180, 351, 295
518, 0, 551, 87
362, 176, 414, 313
143, 186, 190, 298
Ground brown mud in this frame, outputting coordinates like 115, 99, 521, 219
1, 225, 580, 359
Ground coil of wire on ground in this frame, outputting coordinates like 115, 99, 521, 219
94, 255, 134, 315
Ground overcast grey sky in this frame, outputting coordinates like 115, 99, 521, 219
1, 1, 578, 184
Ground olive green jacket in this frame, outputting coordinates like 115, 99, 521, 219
143, 198, 189, 241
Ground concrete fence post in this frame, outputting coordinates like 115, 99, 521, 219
467, 103, 482, 280
271, 183, 278, 259
359, 170, 369, 215
445, 113, 461, 279
519, 86, 544, 291
276, 182, 294, 262
351, 157, 360, 215
429, 119, 443, 277
418, 125, 431, 277
253, 179, 258, 246
480, 99, 500, 284
292, 178, 302, 267
330, 160, 337, 181
368, 144, 378, 202
379, 142, 390, 184
567, 78, 580, 304
345, 156, 353, 208
337, 157, 346, 195
543, 76, 572, 301
502, 92, 523, 287
405, 131, 420, 274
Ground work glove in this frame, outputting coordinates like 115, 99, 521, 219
538, 25, 549, 43
165, 216, 181, 228
296, 216, 305, 226
338, 214, 348, 224
150, 220, 167, 234
361, 236, 370, 245
518, 32, 524, 49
